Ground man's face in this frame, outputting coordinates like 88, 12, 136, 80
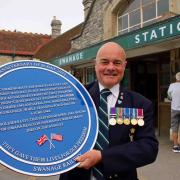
95, 43, 126, 89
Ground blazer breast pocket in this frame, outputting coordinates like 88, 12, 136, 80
109, 125, 133, 146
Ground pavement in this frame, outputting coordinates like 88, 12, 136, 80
0, 136, 179, 180
137, 136, 180, 180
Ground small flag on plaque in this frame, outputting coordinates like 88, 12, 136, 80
37, 135, 47, 146
51, 133, 63, 141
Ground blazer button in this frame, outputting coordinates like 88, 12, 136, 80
114, 174, 118, 178
108, 176, 113, 179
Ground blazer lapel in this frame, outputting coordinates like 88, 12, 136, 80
88, 81, 100, 111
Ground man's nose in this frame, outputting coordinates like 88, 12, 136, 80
107, 62, 115, 70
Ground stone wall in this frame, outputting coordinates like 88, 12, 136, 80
0, 55, 12, 66
72, 0, 109, 50
0, 55, 32, 66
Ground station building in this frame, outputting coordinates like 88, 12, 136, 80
35, 0, 180, 137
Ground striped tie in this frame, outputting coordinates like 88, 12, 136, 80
93, 89, 111, 179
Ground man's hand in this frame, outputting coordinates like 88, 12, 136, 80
75, 149, 102, 169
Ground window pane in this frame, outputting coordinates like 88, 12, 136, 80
126, 0, 140, 12
130, 24, 140, 32
142, 0, 155, 5
158, 0, 169, 16
118, 15, 128, 31
86, 67, 96, 84
118, 29, 128, 35
129, 10, 140, 26
143, 19, 156, 27
118, 17, 122, 30
143, 3, 156, 22
122, 15, 128, 29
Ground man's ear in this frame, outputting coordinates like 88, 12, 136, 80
123, 61, 127, 68
94, 59, 97, 68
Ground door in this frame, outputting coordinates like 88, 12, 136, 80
130, 59, 158, 127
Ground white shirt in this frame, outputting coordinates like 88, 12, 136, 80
99, 83, 120, 120
167, 82, 180, 111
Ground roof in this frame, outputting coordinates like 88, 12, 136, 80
34, 23, 83, 61
0, 30, 51, 56
71, 0, 96, 41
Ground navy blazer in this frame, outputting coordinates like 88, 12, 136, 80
60, 81, 158, 180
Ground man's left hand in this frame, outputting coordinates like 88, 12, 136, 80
75, 149, 102, 169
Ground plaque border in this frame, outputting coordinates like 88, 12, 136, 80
0, 60, 98, 176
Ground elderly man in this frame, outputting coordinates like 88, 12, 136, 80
168, 72, 180, 153
60, 42, 158, 180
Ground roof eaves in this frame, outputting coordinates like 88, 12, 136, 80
0, 50, 34, 56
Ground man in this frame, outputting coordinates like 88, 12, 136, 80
60, 42, 158, 180
168, 72, 180, 153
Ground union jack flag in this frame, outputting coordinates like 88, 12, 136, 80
37, 135, 47, 146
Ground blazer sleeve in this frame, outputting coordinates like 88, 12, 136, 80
101, 96, 158, 176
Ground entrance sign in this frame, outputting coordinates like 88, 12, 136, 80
52, 15, 180, 66
0, 60, 98, 176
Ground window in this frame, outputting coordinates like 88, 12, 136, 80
129, 9, 141, 26
118, 14, 128, 30
118, 0, 169, 35
157, 0, 169, 16
127, 0, 140, 12
86, 67, 96, 84
143, 3, 156, 22
142, 0, 153, 5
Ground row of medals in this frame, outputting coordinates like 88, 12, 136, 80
109, 117, 144, 126
109, 108, 144, 126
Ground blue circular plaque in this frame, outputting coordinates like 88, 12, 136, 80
0, 60, 98, 176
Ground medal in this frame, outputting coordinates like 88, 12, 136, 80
109, 107, 116, 126
137, 109, 144, 126
131, 108, 137, 125
124, 118, 130, 125
129, 128, 136, 142
130, 128, 136, 134
131, 118, 138, 125
109, 118, 116, 126
137, 119, 144, 126
117, 108, 123, 125
123, 108, 130, 125
117, 118, 123, 125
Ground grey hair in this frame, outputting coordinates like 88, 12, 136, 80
175, 72, 180, 81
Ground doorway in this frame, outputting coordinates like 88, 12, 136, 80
130, 57, 158, 127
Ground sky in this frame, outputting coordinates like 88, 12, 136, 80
0, 0, 84, 35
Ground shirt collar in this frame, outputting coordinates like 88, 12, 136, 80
99, 83, 120, 98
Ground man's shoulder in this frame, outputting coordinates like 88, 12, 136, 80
85, 81, 98, 91
123, 88, 152, 104
168, 82, 180, 90
172, 82, 180, 86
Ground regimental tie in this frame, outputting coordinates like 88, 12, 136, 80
93, 88, 111, 179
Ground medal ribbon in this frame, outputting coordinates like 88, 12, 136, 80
110, 107, 116, 118
118, 108, 123, 118
124, 108, 130, 118
132, 108, 137, 119
137, 109, 144, 118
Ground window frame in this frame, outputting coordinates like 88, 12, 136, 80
117, 0, 168, 35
